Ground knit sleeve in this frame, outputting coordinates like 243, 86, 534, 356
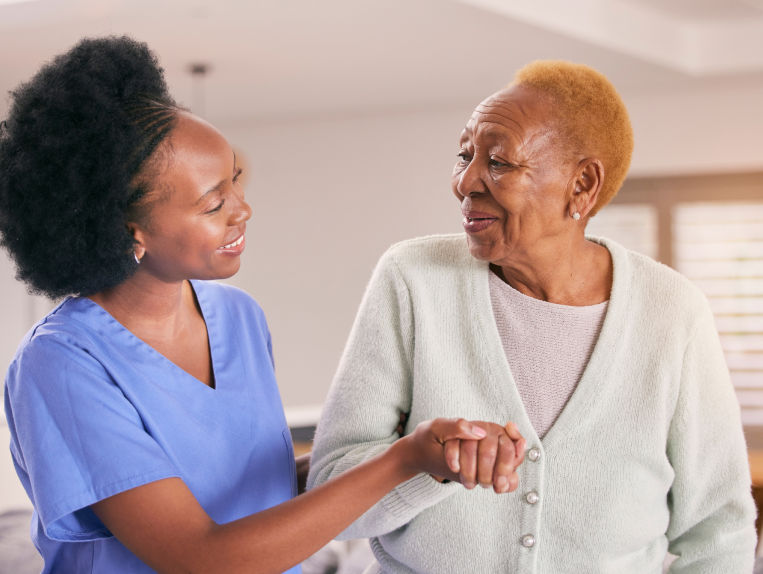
306, 248, 458, 539
665, 303, 757, 572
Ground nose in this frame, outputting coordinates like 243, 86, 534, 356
453, 158, 485, 199
229, 191, 252, 225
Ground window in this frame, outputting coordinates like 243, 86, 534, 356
673, 202, 763, 425
587, 203, 658, 260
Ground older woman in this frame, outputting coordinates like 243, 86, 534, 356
0, 37, 525, 574
307, 61, 757, 573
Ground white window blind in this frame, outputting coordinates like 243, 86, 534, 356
586, 204, 659, 260
673, 202, 763, 426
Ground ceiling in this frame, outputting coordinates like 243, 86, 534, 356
1, 0, 762, 124
622, 0, 763, 21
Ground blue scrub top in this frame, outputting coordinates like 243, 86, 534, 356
4, 280, 301, 573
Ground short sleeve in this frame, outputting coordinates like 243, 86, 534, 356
5, 333, 180, 542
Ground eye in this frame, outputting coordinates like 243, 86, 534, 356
206, 200, 225, 214
456, 152, 472, 164
489, 156, 514, 169
232, 167, 243, 184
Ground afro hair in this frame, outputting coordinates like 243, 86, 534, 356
512, 60, 634, 215
0, 35, 179, 298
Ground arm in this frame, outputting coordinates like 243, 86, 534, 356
306, 251, 525, 537
665, 307, 757, 572
92, 418, 489, 574
307, 251, 450, 538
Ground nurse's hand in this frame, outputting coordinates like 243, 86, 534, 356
392, 418, 485, 482
394, 418, 524, 493
442, 421, 525, 494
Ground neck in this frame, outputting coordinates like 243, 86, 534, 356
88, 271, 196, 337
493, 234, 612, 306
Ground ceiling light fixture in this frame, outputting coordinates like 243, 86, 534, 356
188, 62, 212, 117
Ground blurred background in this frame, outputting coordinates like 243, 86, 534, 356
0, 0, 762, 569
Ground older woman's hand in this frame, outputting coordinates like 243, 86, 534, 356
444, 422, 525, 493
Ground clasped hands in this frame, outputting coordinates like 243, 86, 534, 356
403, 418, 525, 494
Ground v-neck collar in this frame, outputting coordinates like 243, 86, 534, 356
470, 236, 628, 448
79, 280, 219, 392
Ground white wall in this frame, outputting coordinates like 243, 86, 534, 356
626, 80, 763, 176
219, 107, 468, 409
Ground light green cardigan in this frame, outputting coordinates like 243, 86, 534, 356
307, 234, 756, 573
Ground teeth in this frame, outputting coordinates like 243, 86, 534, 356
222, 235, 244, 249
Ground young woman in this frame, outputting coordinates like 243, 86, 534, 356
0, 36, 524, 573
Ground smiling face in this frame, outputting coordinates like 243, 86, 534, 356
452, 85, 579, 267
130, 112, 252, 283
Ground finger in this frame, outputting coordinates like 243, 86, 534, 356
514, 437, 526, 468
434, 418, 487, 443
506, 470, 520, 493
476, 434, 499, 488
504, 422, 523, 441
444, 439, 461, 474
458, 439, 478, 489
495, 471, 520, 495
492, 433, 517, 493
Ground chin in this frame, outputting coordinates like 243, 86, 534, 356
465, 237, 496, 262
216, 265, 240, 280
197, 261, 241, 281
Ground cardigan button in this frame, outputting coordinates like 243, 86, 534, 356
521, 534, 536, 548
525, 491, 539, 505
527, 447, 541, 462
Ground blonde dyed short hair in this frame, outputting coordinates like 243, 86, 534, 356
512, 60, 633, 214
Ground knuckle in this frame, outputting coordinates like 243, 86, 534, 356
462, 440, 477, 453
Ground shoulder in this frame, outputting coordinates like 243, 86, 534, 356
595, 236, 710, 333
381, 233, 472, 273
603, 236, 705, 306
6, 298, 111, 391
17, 297, 103, 354
362, 234, 477, 307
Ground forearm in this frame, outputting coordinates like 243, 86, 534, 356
95, 419, 491, 574
667, 523, 756, 574
95, 441, 416, 574
309, 443, 456, 539
206, 442, 415, 574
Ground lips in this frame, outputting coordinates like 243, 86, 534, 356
218, 233, 246, 254
462, 210, 498, 233
221, 235, 244, 249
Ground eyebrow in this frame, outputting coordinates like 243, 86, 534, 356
194, 151, 237, 206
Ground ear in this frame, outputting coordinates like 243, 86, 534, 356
127, 221, 147, 262
569, 158, 604, 221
